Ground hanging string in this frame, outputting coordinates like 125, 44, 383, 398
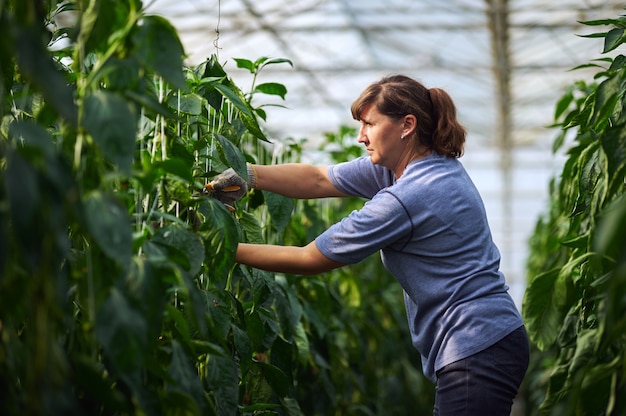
213, 0, 222, 57
137, 107, 145, 234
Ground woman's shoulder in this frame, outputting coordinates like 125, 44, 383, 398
330, 157, 396, 197
391, 154, 473, 202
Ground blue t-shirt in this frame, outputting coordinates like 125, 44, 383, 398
315, 153, 523, 382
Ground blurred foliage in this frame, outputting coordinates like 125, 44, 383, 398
522, 12, 626, 416
0, 1, 431, 415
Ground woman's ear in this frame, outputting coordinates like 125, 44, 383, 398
403, 114, 417, 136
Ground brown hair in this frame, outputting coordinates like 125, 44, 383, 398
351, 75, 466, 158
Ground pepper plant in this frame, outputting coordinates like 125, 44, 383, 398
0, 1, 432, 415
0, 0, 299, 414
523, 13, 626, 415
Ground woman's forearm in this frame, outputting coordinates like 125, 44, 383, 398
252, 163, 348, 199
235, 241, 346, 275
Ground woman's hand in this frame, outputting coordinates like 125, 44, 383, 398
204, 168, 248, 210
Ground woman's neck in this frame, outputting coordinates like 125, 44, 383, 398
394, 145, 432, 178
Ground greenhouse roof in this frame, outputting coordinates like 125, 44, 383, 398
148, 0, 623, 148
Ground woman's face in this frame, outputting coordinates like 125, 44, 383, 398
357, 104, 406, 170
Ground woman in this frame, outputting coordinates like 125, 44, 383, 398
209, 75, 529, 415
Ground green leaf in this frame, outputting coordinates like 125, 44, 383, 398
84, 191, 132, 268
95, 288, 147, 372
165, 303, 192, 345
162, 391, 201, 416
204, 289, 233, 339
151, 224, 204, 276
191, 339, 227, 356
540, 362, 570, 412
579, 359, 618, 415
256, 361, 290, 397
591, 75, 621, 128
239, 211, 265, 244
569, 328, 598, 376
168, 92, 204, 115
143, 238, 191, 270
255, 106, 268, 121
256, 57, 294, 71
197, 199, 240, 289
552, 129, 567, 154
154, 158, 195, 183
232, 325, 253, 375
268, 336, 295, 388
274, 278, 303, 340
13, 26, 78, 124
71, 355, 128, 414
126, 258, 166, 343
603, 27, 626, 53
133, 15, 187, 90
554, 88, 574, 121
251, 270, 273, 308
561, 231, 589, 250
580, 18, 624, 27
233, 57, 255, 73
8, 120, 55, 158
202, 54, 228, 78
245, 309, 268, 352
578, 32, 609, 39
280, 397, 303, 416
167, 340, 205, 413
3, 151, 44, 267
79, 0, 131, 54
601, 125, 626, 176
257, 307, 280, 350
82, 91, 138, 173
213, 82, 269, 142
213, 82, 251, 115
255, 82, 288, 100
561, 252, 595, 286
124, 89, 176, 118
522, 268, 567, 351
206, 355, 239, 415
263, 191, 294, 237
608, 54, 626, 72
594, 195, 626, 256
240, 403, 281, 412
579, 146, 607, 219
214, 134, 248, 180
294, 321, 310, 366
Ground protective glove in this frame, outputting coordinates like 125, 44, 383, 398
203, 168, 248, 211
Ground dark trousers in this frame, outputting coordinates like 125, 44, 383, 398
433, 325, 530, 416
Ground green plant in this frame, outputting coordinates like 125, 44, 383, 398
0, 0, 298, 414
1, 1, 433, 415
522, 13, 626, 416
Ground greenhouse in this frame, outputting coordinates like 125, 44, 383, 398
1, 0, 625, 415
148, 0, 624, 307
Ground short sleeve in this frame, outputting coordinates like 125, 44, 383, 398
315, 190, 413, 264
328, 157, 395, 198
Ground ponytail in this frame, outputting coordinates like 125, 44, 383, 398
429, 88, 466, 158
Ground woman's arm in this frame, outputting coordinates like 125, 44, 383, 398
252, 163, 350, 199
236, 241, 347, 275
